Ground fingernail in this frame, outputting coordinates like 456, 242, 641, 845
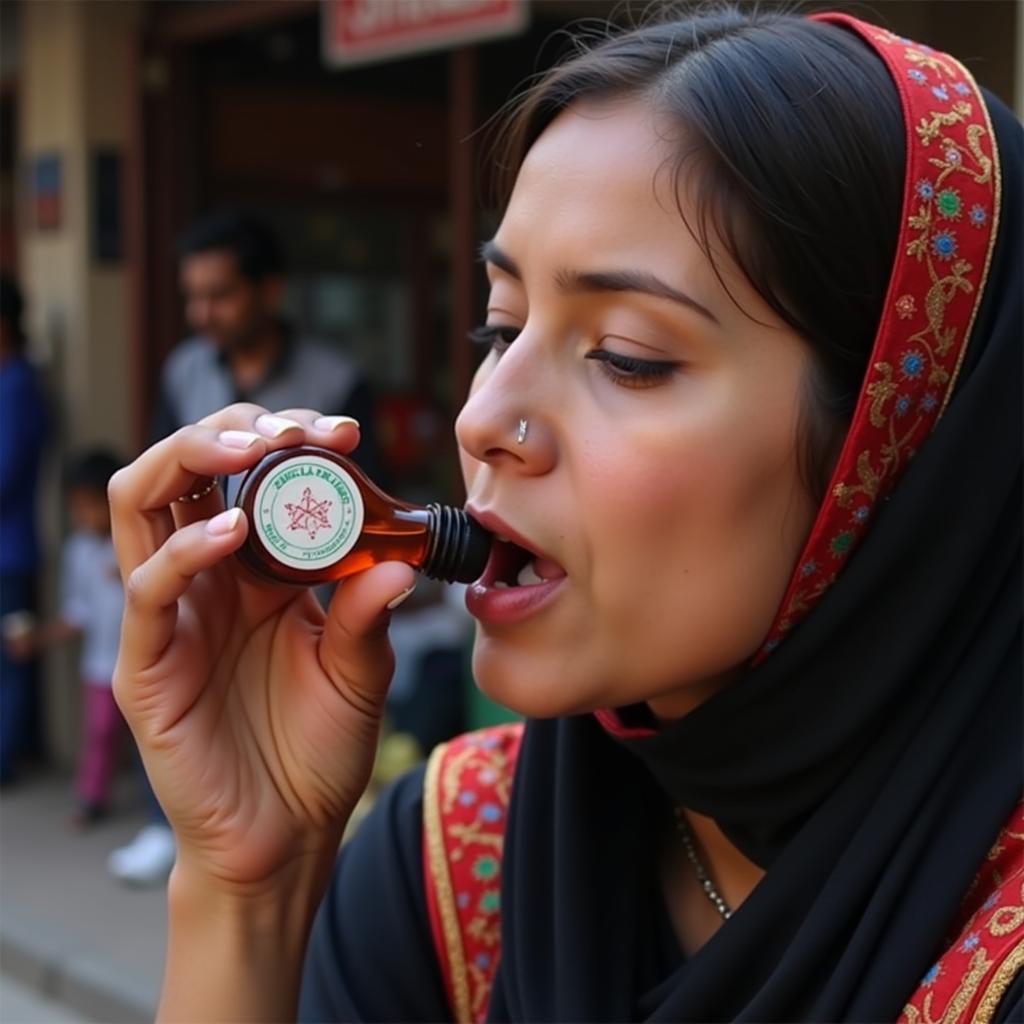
219, 430, 261, 449
255, 415, 302, 438
314, 415, 360, 433
206, 508, 242, 536
386, 585, 416, 611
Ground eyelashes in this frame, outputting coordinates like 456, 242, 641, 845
582, 350, 677, 387
467, 324, 520, 351
468, 323, 679, 390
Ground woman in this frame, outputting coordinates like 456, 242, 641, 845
109, 5, 1021, 1021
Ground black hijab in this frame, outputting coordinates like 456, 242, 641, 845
487, 23, 1023, 1024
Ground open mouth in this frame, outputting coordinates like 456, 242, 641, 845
481, 535, 567, 589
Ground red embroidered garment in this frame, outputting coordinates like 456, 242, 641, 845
423, 730, 1024, 1024
756, 13, 1001, 658
423, 724, 524, 1024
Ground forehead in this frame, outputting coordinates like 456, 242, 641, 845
498, 101, 696, 264
181, 249, 243, 286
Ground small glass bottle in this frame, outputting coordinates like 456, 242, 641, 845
233, 446, 491, 586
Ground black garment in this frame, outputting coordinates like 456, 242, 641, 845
299, 60, 1023, 1024
299, 765, 450, 1023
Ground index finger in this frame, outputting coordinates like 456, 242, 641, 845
109, 404, 280, 577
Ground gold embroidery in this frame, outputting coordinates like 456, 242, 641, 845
916, 103, 972, 145
905, 48, 959, 79
902, 949, 993, 1024
424, 741, 473, 1024
989, 906, 1024, 938
939, 57, 1002, 415
975, 940, 1024, 1024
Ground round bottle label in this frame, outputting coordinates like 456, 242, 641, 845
251, 454, 365, 571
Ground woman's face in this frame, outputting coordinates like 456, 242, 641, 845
456, 101, 818, 721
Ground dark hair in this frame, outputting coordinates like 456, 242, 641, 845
67, 449, 124, 495
492, 5, 905, 500
178, 210, 285, 283
0, 273, 27, 355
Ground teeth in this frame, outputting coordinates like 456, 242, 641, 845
516, 561, 544, 587
495, 534, 511, 543
493, 580, 510, 589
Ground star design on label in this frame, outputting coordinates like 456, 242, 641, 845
284, 487, 333, 540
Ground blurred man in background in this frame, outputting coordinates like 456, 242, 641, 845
151, 209, 385, 482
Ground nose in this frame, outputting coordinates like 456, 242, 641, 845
455, 335, 557, 476
187, 298, 211, 330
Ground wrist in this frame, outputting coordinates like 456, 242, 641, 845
168, 842, 338, 930
161, 847, 340, 1023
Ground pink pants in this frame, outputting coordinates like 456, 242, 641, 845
75, 684, 124, 806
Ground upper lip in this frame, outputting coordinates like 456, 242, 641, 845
465, 506, 559, 566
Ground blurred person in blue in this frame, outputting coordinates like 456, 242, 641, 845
0, 274, 49, 786
6, 450, 126, 827
109, 209, 385, 885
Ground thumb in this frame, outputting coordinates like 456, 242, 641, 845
319, 562, 417, 711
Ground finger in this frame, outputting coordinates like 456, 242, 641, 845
269, 409, 362, 455
114, 509, 248, 713
319, 562, 417, 714
110, 427, 264, 578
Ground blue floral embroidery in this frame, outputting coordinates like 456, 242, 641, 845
954, 82, 971, 96
457, 891, 471, 909
475, 952, 492, 969
983, 891, 1001, 911
960, 932, 981, 952
916, 179, 935, 201
945, 147, 962, 165
908, 68, 928, 85
969, 204, 987, 227
921, 963, 942, 987
479, 802, 503, 823
920, 392, 939, 413
800, 560, 818, 577
932, 231, 957, 260
895, 394, 912, 418
853, 506, 871, 524
901, 351, 926, 379
763, 638, 781, 653
459, 790, 478, 806
478, 767, 498, 785
480, 735, 500, 749
931, 85, 949, 101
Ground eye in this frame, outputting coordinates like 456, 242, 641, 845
584, 349, 678, 389
467, 324, 520, 355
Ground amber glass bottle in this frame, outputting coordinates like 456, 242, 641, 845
234, 446, 491, 586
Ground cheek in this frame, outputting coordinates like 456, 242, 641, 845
580, 410, 811, 675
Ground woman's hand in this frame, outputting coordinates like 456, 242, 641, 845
109, 405, 416, 897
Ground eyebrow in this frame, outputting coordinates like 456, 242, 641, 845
479, 239, 720, 326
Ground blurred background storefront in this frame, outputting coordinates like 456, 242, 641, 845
0, 0, 1020, 763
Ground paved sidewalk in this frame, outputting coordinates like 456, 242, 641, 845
0, 771, 165, 1022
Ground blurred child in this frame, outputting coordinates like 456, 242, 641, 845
6, 449, 124, 826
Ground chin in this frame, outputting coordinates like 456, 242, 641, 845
470, 633, 602, 720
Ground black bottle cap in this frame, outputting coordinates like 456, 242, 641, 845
424, 505, 492, 584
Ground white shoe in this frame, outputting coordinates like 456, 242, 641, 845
107, 824, 176, 886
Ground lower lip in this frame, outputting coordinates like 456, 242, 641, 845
464, 577, 566, 626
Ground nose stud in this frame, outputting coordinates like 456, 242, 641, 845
516, 418, 529, 445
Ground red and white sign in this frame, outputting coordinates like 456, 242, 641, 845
323, 0, 528, 68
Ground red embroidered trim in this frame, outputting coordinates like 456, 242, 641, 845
756, 14, 1001, 660
423, 724, 524, 1024
899, 800, 1024, 1024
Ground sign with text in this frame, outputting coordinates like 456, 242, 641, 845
323, 0, 528, 68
